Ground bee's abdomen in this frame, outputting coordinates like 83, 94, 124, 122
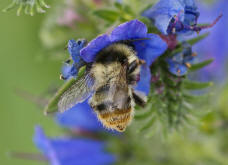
97, 108, 133, 132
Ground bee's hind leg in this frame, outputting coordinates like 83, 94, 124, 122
132, 90, 147, 107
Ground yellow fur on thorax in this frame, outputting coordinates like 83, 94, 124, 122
109, 44, 137, 64
91, 62, 122, 88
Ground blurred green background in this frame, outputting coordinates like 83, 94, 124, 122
0, 1, 60, 164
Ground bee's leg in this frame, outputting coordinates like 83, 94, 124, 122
127, 60, 138, 74
127, 59, 145, 74
127, 59, 144, 85
132, 90, 147, 107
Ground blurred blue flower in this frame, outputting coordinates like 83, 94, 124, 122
167, 43, 195, 76
33, 126, 116, 165
194, 0, 228, 81
80, 19, 167, 95
61, 39, 87, 80
142, 0, 221, 36
56, 100, 104, 132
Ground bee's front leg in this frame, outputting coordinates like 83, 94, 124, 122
127, 59, 144, 85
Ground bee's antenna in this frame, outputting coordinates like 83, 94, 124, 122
128, 38, 150, 42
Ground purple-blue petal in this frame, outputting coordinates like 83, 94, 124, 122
68, 39, 87, 63
179, 0, 197, 8
110, 19, 148, 42
134, 33, 168, 66
166, 43, 194, 76
135, 65, 151, 95
33, 126, 116, 165
56, 101, 104, 132
61, 64, 77, 80
167, 59, 188, 76
80, 34, 111, 63
142, 0, 201, 35
80, 20, 166, 65
142, 0, 184, 35
33, 126, 59, 165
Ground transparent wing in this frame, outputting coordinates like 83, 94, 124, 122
58, 73, 94, 112
108, 64, 130, 110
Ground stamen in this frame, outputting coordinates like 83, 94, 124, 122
193, 14, 223, 33
185, 62, 191, 68
192, 52, 197, 57
201, 14, 223, 29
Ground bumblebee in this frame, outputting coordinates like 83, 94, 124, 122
58, 42, 147, 132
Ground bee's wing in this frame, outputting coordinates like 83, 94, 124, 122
58, 73, 94, 113
109, 64, 130, 110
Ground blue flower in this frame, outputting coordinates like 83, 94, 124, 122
61, 39, 87, 80
33, 126, 116, 165
56, 100, 104, 132
80, 19, 167, 95
80, 20, 167, 65
142, 0, 221, 35
167, 43, 195, 76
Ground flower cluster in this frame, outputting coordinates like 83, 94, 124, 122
143, 0, 221, 77
167, 42, 195, 76
142, 0, 222, 35
61, 39, 87, 80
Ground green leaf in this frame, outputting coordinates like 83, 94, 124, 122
197, 23, 211, 27
92, 9, 119, 23
183, 94, 209, 102
140, 3, 154, 13
138, 117, 156, 132
135, 105, 153, 120
2, 0, 50, 16
187, 33, 210, 45
114, 2, 122, 10
189, 59, 214, 72
183, 80, 213, 90
44, 66, 86, 115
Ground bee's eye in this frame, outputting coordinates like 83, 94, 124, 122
77, 40, 82, 45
